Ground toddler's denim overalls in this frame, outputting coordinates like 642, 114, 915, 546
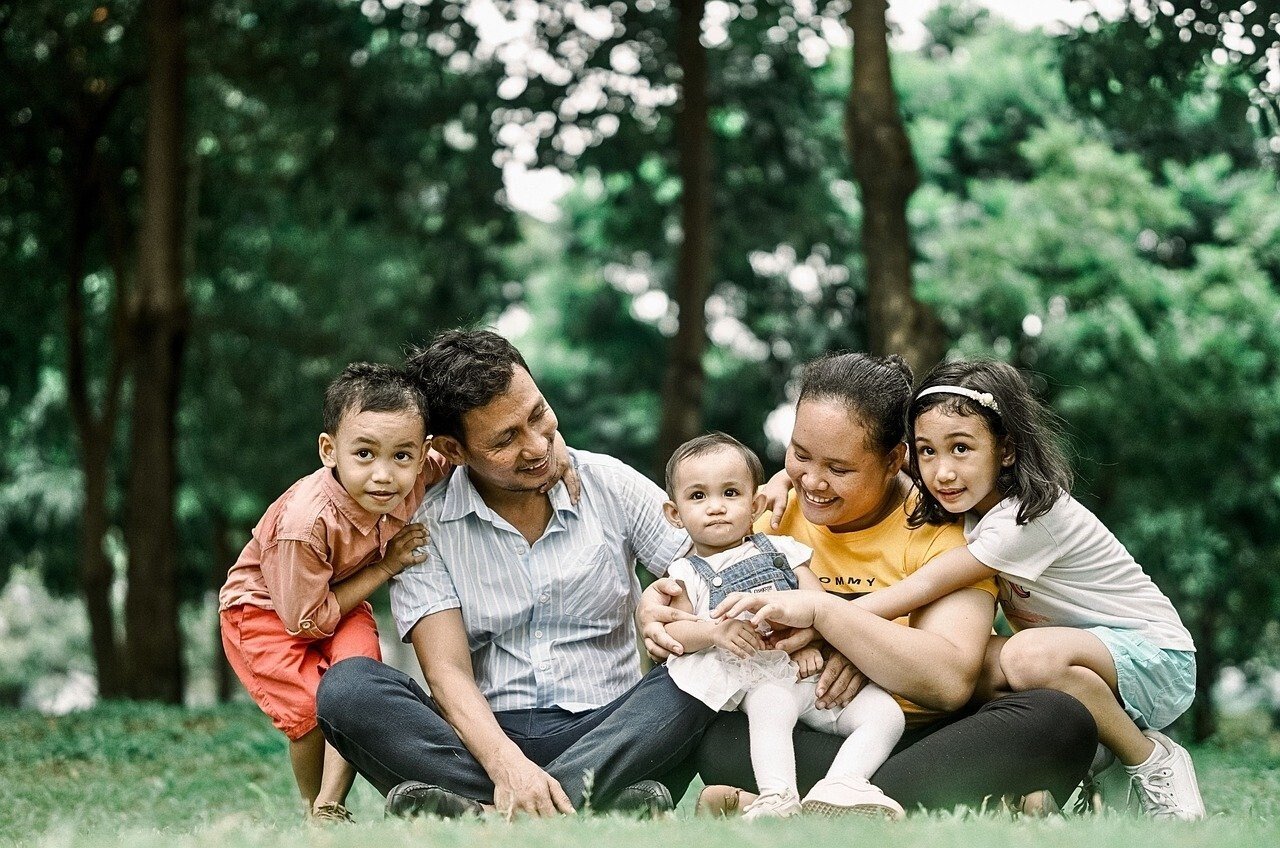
688, 533, 799, 609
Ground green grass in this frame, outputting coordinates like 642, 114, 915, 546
1, 704, 1278, 847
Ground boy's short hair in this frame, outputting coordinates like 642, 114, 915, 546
404, 329, 531, 443
322, 362, 427, 437
664, 432, 765, 499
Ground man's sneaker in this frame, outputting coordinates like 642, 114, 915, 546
742, 789, 802, 820
801, 776, 905, 820
1125, 729, 1206, 821
309, 801, 355, 824
603, 780, 673, 818
384, 781, 484, 819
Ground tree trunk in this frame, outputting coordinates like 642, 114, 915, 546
124, 0, 188, 702
845, 1, 944, 375
1191, 604, 1217, 742
656, 0, 713, 474
210, 511, 236, 703
64, 162, 127, 698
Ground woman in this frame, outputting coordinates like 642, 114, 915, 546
641, 352, 1097, 814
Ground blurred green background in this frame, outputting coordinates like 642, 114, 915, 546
2, 0, 1279, 747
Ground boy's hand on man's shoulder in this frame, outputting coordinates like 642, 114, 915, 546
379, 522, 429, 576
538, 431, 581, 504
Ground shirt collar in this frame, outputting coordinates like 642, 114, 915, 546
319, 467, 380, 535
439, 466, 581, 523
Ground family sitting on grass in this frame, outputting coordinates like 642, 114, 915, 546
217, 329, 1204, 825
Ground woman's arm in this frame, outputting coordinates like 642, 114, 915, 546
853, 545, 997, 622
717, 586, 995, 713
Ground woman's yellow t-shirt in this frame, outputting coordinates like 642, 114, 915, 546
755, 490, 998, 724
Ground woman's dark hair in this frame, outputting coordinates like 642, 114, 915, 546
906, 359, 1073, 527
322, 362, 427, 437
404, 329, 531, 443
797, 352, 915, 455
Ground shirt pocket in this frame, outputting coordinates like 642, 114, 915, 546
558, 542, 630, 627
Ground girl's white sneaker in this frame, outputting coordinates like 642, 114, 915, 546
741, 790, 802, 820
801, 776, 905, 820
1126, 729, 1206, 821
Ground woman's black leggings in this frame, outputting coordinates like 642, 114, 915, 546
696, 689, 1098, 812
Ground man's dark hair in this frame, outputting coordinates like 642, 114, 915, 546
404, 329, 531, 442
322, 362, 427, 436
664, 432, 765, 499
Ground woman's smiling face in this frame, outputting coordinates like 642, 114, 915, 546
784, 398, 905, 533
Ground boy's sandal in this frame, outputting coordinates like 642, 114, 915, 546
696, 785, 753, 818
311, 802, 356, 824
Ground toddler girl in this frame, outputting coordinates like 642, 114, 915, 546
662, 432, 905, 820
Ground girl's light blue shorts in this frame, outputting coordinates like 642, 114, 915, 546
1087, 625, 1196, 731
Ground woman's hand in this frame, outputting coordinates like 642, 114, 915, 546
712, 589, 820, 631
638, 578, 699, 660
756, 469, 794, 529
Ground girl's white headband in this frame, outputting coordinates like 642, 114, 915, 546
916, 385, 1000, 414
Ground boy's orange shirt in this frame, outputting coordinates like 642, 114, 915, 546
218, 451, 451, 639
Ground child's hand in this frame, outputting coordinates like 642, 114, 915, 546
712, 619, 765, 658
379, 523, 428, 577
540, 432, 581, 505
790, 645, 824, 680
756, 469, 793, 529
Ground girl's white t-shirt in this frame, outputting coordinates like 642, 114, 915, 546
964, 494, 1194, 651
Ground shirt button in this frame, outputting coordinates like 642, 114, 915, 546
540, 662, 550, 671
535, 630, 544, 639
539, 594, 550, 603
712, 577, 723, 587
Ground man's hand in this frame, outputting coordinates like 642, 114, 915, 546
638, 578, 698, 661
790, 645, 825, 680
814, 647, 866, 710
713, 589, 820, 631
756, 469, 794, 529
490, 752, 574, 820
712, 619, 766, 658
378, 523, 429, 577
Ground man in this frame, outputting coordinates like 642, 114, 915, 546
316, 329, 715, 818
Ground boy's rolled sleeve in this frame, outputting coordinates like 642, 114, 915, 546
260, 537, 341, 640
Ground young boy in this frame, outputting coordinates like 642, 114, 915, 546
219, 362, 447, 822
660, 433, 905, 819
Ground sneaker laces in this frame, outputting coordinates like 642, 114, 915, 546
1132, 766, 1179, 816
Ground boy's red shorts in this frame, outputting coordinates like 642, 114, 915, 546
220, 602, 382, 741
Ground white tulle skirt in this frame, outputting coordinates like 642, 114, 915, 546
667, 648, 803, 711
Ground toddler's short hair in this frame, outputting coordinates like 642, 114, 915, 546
322, 362, 427, 437
664, 432, 765, 499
